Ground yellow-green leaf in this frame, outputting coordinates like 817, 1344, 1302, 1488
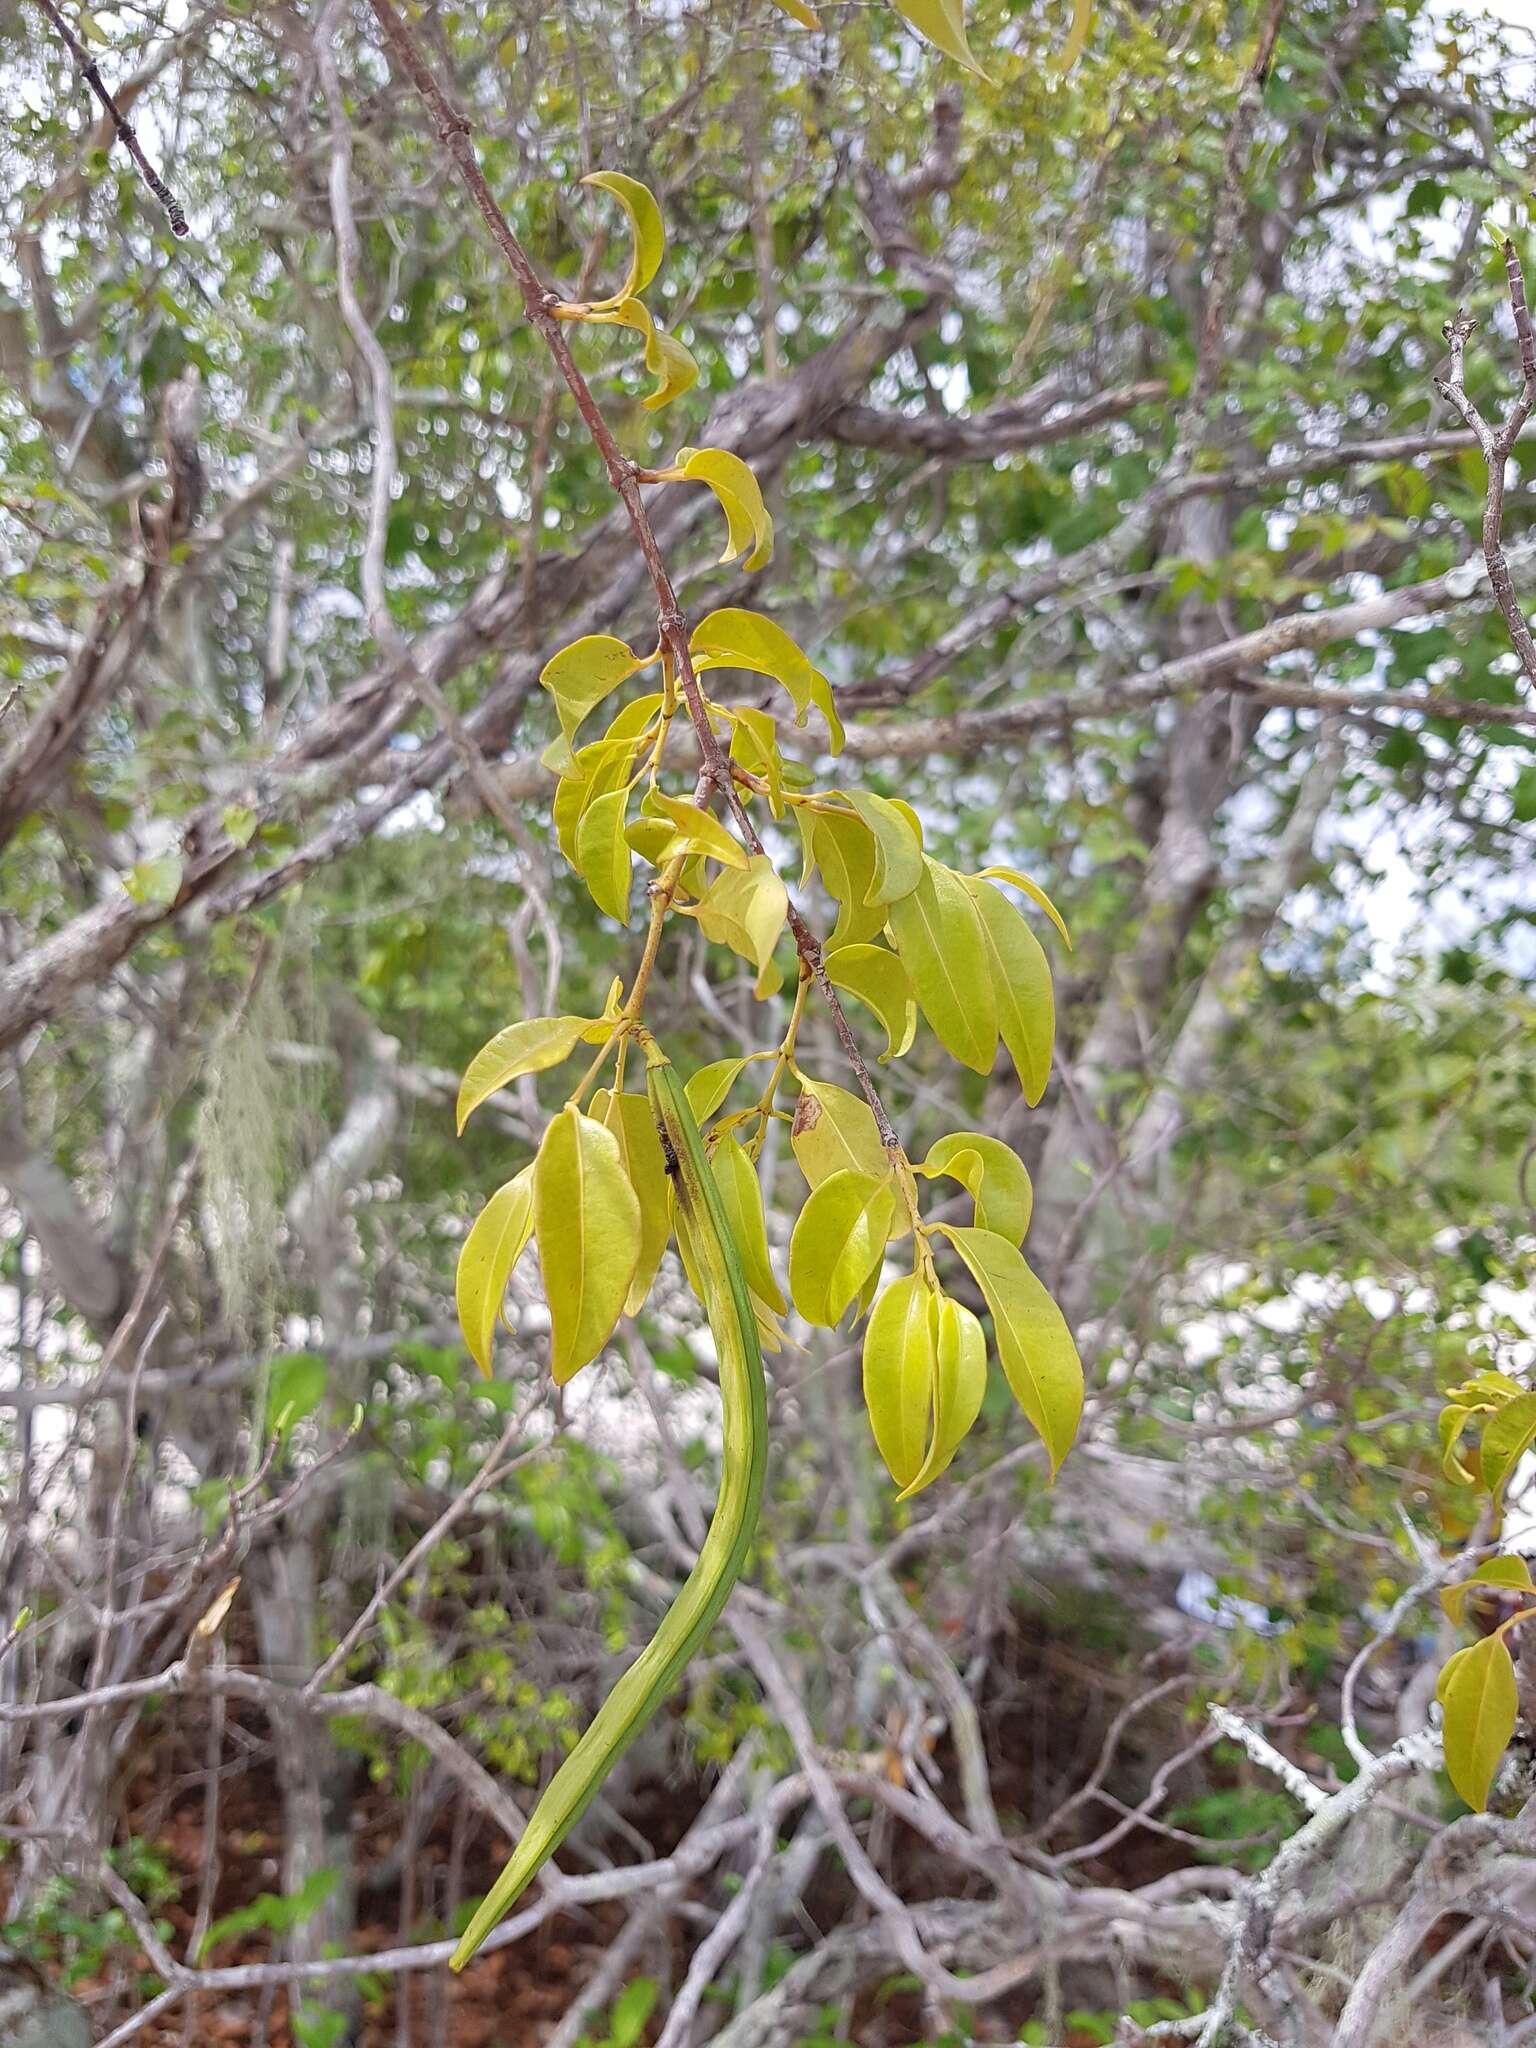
824, 944, 917, 1061
456, 1015, 593, 1132
671, 447, 774, 570
728, 704, 786, 815
581, 170, 665, 303
901, 1293, 987, 1499
965, 878, 1054, 1106
693, 854, 788, 984
890, 0, 986, 74
844, 791, 923, 905
581, 296, 699, 410
1437, 1634, 1518, 1810
1439, 1404, 1478, 1485
541, 635, 641, 744
652, 790, 749, 868
685, 1055, 759, 1124
455, 1167, 535, 1376
690, 609, 838, 744
1480, 1391, 1536, 1500
1440, 1555, 1535, 1628
862, 1274, 937, 1489
533, 1106, 642, 1384
789, 1169, 897, 1327
938, 1225, 1081, 1474
593, 1089, 672, 1315
810, 807, 886, 948
978, 865, 1072, 949
769, 0, 821, 24
887, 857, 997, 1074
921, 1132, 1032, 1243
576, 787, 633, 922
711, 1134, 786, 1313
790, 1078, 890, 1189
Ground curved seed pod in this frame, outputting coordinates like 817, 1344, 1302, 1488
450, 1034, 766, 1969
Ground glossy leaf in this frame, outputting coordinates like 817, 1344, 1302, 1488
533, 1106, 641, 1384
593, 1089, 673, 1315
789, 1169, 897, 1327
690, 609, 840, 746
456, 1168, 535, 1375
652, 790, 749, 869
1479, 1391, 1536, 1499
540, 635, 641, 744
712, 1134, 786, 1313
1440, 1555, 1535, 1628
1437, 1634, 1518, 1810
810, 808, 886, 947
824, 943, 917, 1061
890, 0, 985, 73
844, 791, 923, 905
901, 1294, 988, 1498
790, 1078, 890, 1189
887, 857, 998, 1074
965, 878, 1054, 1106
581, 170, 665, 303
457, 1015, 593, 1132
921, 1132, 1033, 1243
862, 1274, 937, 1490
576, 787, 633, 921
693, 855, 788, 985
669, 447, 774, 570
938, 1225, 1081, 1473
978, 865, 1072, 948
581, 296, 699, 410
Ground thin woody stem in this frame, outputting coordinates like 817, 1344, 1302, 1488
31, 0, 189, 235
360, 0, 903, 1152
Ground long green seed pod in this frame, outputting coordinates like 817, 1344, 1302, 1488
450, 1034, 767, 1970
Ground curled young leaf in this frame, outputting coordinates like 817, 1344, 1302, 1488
921, 1131, 1033, 1243
886, 857, 998, 1075
651, 790, 749, 869
581, 170, 666, 303
534, 1106, 642, 1384
810, 807, 887, 949
666, 447, 774, 570
457, 1015, 593, 1132
580, 296, 699, 411
789, 1168, 897, 1327
977, 864, 1072, 949
863, 1273, 938, 1490
937, 1224, 1081, 1475
456, 1168, 536, 1376
1437, 1633, 1518, 1811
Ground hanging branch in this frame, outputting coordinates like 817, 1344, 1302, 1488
30, 0, 189, 236
1435, 238, 1536, 686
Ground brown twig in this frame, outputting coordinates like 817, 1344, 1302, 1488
356, 0, 902, 1150
29, 0, 189, 236
1434, 239, 1536, 686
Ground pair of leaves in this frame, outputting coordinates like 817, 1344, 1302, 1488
559, 173, 697, 409
690, 855, 788, 991
457, 1104, 646, 1384
863, 1278, 987, 1499
653, 447, 774, 571
886, 862, 1057, 1103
